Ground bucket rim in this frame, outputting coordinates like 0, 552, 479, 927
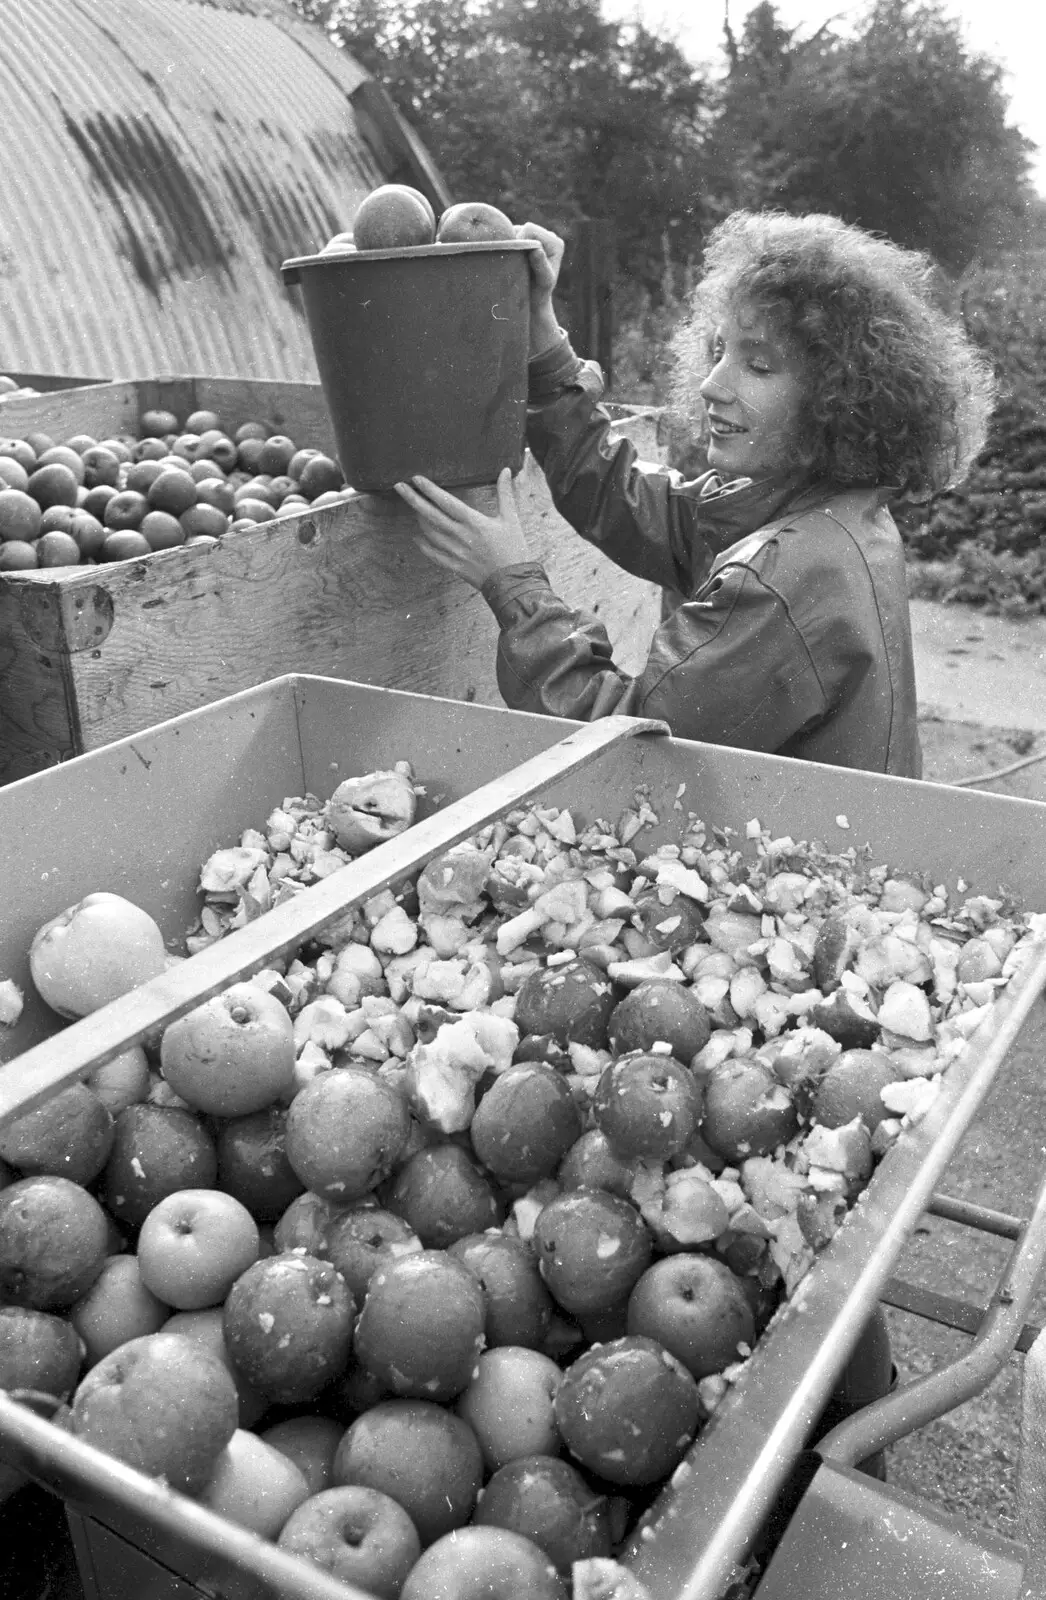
281, 238, 540, 284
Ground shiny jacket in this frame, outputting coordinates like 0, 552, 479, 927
480, 337, 922, 777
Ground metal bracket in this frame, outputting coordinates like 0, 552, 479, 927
818, 1173, 1046, 1467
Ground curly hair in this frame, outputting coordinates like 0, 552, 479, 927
669, 211, 995, 496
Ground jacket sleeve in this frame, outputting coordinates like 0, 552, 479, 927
525, 336, 713, 596
481, 557, 831, 751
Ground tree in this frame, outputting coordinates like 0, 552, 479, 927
287, 0, 713, 292
713, 0, 1033, 271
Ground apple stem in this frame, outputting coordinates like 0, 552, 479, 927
230, 1006, 250, 1024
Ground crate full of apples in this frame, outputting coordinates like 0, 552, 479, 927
0, 405, 352, 572
1, 754, 1045, 1600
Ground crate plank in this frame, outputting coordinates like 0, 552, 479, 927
0, 386, 664, 784
132, 377, 339, 455
0, 380, 140, 444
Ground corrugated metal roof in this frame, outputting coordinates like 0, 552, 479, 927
0, 0, 404, 381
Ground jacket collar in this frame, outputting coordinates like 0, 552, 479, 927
686, 470, 842, 554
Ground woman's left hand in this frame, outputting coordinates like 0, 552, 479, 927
394, 467, 529, 590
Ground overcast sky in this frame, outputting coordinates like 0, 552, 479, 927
601, 0, 1046, 194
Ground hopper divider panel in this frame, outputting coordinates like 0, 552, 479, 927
623, 938, 1046, 1600
0, 714, 666, 1128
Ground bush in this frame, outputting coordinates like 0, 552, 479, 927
899, 249, 1046, 609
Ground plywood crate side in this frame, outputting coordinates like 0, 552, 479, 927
0, 380, 141, 444
0, 399, 664, 784
190, 376, 339, 456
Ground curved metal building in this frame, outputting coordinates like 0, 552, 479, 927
0, 0, 448, 380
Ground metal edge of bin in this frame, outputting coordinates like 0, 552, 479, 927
623, 939, 1046, 1600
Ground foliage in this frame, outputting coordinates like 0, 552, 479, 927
291, 0, 1035, 289
292, 0, 711, 293
898, 248, 1046, 612
713, 1, 1034, 272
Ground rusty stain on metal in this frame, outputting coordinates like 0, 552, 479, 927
0, 0, 392, 379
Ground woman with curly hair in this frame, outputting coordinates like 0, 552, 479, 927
395, 211, 994, 776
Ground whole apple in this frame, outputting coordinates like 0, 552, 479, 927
592, 1053, 701, 1161
68, 1331, 239, 1493
473, 1454, 613, 1573
447, 1233, 553, 1350
400, 1526, 566, 1600
700, 1057, 799, 1160
162, 1307, 268, 1429
284, 1067, 411, 1204
383, 1143, 503, 1249
0, 1175, 109, 1310
351, 185, 436, 252
137, 1189, 260, 1310
514, 958, 616, 1051
196, 1429, 311, 1538
608, 982, 711, 1063
320, 1206, 422, 1303
102, 1103, 217, 1229
83, 1044, 151, 1116
223, 1251, 354, 1404
70, 1254, 170, 1366
160, 983, 295, 1117
532, 1190, 651, 1317
261, 1415, 345, 1496
554, 1335, 702, 1486
436, 202, 517, 244
0, 1082, 114, 1186
354, 1249, 486, 1402
557, 1130, 638, 1199
333, 1398, 483, 1546
278, 1485, 422, 1600
29, 892, 167, 1018
273, 1189, 347, 1255
469, 1063, 582, 1186
626, 1254, 756, 1380
216, 1105, 305, 1222
455, 1346, 562, 1472
0, 1305, 83, 1398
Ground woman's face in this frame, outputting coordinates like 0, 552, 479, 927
699, 303, 807, 485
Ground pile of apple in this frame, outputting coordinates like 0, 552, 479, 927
1, 771, 1043, 1600
0, 408, 352, 572
319, 183, 519, 258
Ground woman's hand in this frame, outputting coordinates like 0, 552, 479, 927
515, 222, 566, 357
394, 467, 529, 590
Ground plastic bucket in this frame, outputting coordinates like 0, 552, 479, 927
281, 240, 537, 493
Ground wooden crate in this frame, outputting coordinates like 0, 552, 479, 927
0, 375, 666, 785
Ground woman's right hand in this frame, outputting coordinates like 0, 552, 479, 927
515, 222, 566, 357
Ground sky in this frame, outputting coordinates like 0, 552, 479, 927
601, 0, 1046, 194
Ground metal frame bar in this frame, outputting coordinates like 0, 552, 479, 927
821, 1183, 1046, 1465
882, 1192, 1042, 1351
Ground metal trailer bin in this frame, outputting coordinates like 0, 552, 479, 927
2, 672, 1046, 1600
